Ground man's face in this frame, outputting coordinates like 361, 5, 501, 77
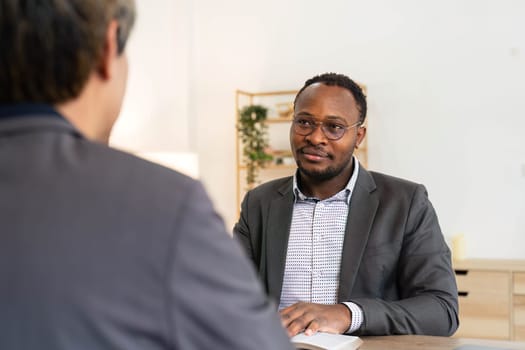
290, 83, 366, 182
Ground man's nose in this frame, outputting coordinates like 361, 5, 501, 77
306, 124, 328, 144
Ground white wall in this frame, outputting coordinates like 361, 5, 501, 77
116, 0, 525, 259
111, 0, 193, 153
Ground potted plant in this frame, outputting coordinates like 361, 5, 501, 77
237, 105, 273, 188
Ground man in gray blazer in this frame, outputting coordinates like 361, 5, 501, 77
0, 1, 293, 349
234, 73, 459, 337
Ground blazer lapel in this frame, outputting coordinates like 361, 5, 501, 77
338, 166, 379, 301
265, 178, 294, 302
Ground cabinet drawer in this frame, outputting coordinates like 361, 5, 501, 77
454, 270, 510, 339
514, 273, 525, 295
515, 296, 525, 341
455, 270, 510, 297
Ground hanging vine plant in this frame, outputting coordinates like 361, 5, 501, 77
237, 105, 273, 187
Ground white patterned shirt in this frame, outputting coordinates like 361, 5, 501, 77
279, 157, 363, 333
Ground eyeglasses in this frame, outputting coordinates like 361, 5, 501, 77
292, 117, 362, 140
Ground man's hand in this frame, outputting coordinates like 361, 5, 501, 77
279, 302, 351, 337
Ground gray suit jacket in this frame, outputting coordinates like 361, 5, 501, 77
234, 165, 459, 336
0, 109, 293, 350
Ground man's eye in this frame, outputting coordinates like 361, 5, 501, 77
297, 119, 313, 126
327, 123, 345, 130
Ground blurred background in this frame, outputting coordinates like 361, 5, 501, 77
110, 0, 525, 259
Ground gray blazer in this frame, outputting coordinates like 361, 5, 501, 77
234, 165, 459, 336
0, 112, 293, 350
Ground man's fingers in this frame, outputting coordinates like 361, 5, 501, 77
286, 319, 305, 337
304, 319, 320, 336
279, 304, 295, 317
280, 313, 292, 329
280, 302, 307, 328
280, 303, 351, 336
285, 310, 315, 337
281, 303, 352, 336
280, 305, 299, 328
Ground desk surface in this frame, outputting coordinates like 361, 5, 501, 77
360, 335, 525, 350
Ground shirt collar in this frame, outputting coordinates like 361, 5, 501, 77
293, 156, 360, 204
0, 104, 64, 120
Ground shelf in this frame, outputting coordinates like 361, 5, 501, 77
266, 117, 293, 124
236, 89, 297, 97
238, 164, 296, 170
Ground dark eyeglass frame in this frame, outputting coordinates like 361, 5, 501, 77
292, 117, 362, 141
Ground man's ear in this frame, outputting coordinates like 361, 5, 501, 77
355, 126, 367, 149
96, 19, 120, 80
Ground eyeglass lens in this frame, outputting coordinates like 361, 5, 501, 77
293, 118, 349, 140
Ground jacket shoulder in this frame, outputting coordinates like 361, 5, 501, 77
365, 170, 427, 203
61, 139, 202, 211
368, 170, 421, 191
245, 176, 293, 200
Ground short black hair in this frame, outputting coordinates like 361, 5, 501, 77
294, 73, 367, 123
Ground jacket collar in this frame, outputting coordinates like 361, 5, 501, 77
0, 104, 82, 138
266, 177, 294, 301
0, 104, 63, 120
338, 166, 379, 301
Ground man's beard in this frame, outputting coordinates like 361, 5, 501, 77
297, 158, 350, 182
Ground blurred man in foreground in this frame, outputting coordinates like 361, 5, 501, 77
0, 1, 293, 349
